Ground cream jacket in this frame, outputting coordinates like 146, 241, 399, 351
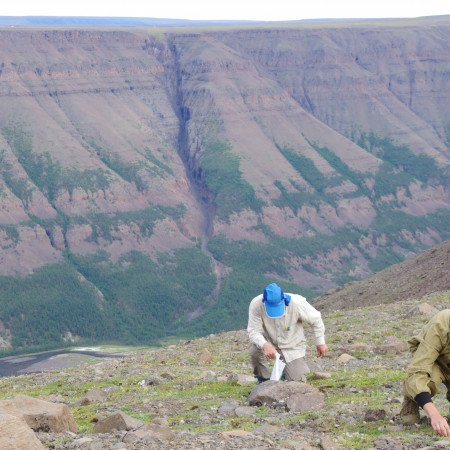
247, 293, 326, 363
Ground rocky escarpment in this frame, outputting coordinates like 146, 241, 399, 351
0, 19, 449, 351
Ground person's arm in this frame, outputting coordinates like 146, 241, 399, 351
296, 297, 326, 352
423, 402, 450, 437
247, 297, 268, 350
406, 324, 445, 403
405, 320, 449, 436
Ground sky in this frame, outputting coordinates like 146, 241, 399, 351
0, 0, 449, 22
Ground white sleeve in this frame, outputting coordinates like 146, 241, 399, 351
247, 297, 267, 349
296, 296, 326, 346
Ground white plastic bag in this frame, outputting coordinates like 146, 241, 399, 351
270, 353, 286, 381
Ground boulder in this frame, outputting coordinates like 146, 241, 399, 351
0, 411, 45, 450
286, 389, 326, 413
79, 388, 109, 405
0, 395, 77, 433
93, 411, 144, 433
247, 380, 324, 411
405, 302, 439, 318
199, 348, 212, 364
123, 423, 174, 442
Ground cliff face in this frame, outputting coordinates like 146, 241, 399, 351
0, 20, 449, 349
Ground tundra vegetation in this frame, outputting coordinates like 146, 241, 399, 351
0, 292, 449, 449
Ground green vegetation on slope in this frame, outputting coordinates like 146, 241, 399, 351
0, 263, 109, 350
277, 144, 327, 193
1, 125, 110, 202
199, 139, 264, 221
0, 246, 216, 356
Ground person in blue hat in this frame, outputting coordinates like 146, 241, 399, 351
247, 282, 328, 383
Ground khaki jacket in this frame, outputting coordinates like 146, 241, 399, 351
247, 293, 325, 363
405, 309, 450, 399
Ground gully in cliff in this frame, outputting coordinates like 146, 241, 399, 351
247, 282, 328, 383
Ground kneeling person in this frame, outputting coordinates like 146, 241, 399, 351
401, 309, 450, 437
247, 282, 328, 383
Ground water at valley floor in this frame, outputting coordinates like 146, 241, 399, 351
0, 349, 126, 377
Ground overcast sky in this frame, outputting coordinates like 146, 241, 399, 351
1, 0, 449, 22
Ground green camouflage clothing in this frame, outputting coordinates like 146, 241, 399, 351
403, 309, 450, 407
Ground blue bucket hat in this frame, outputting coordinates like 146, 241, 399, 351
263, 283, 291, 318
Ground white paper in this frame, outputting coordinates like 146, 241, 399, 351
270, 353, 286, 381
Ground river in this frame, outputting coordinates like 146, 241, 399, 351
0, 349, 125, 377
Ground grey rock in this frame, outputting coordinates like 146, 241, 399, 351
364, 408, 387, 422
319, 436, 339, 449
234, 406, 256, 417
123, 423, 174, 442
310, 372, 331, 380
218, 402, 239, 415
286, 390, 326, 413
247, 380, 324, 411
233, 373, 257, 385
79, 388, 109, 405
144, 374, 166, 385
93, 411, 144, 433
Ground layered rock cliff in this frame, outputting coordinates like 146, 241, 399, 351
0, 18, 449, 350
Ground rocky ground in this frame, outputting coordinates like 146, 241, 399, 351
1, 291, 450, 449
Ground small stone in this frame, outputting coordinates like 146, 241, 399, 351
337, 353, 355, 363
253, 424, 279, 434
364, 408, 386, 422
233, 373, 256, 386
234, 406, 256, 417
310, 372, 331, 380
156, 354, 167, 363
222, 430, 253, 438
153, 417, 169, 426
218, 402, 238, 415
319, 436, 338, 449
73, 437, 93, 445
374, 341, 408, 354
345, 342, 372, 352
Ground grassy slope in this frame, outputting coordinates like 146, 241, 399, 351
1, 290, 449, 448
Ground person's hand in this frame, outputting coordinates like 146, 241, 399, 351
316, 344, 328, 357
424, 402, 450, 437
430, 413, 450, 437
263, 342, 277, 359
